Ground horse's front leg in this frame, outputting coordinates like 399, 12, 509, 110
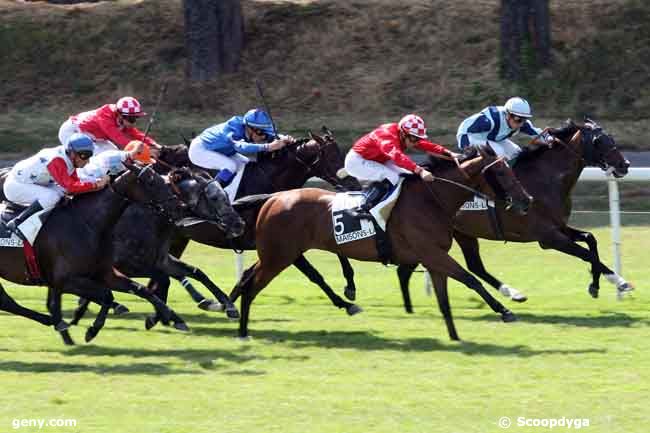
563, 226, 633, 299
337, 254, 357, 301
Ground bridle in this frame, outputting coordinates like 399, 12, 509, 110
550, 125, 618, 171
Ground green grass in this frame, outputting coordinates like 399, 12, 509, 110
1, 226, 649, 432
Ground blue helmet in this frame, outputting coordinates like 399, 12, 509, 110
243, 108, 275, 138
66, 133, 95, 157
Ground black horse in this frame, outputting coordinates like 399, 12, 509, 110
0, 164, 193, 345
69, 167, 246, 328
143, 129, 365, 327
391, 119, 632, 312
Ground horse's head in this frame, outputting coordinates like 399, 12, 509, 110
551, 119, 629, 178
169, 168, 245, 239
295, 127, 362, 191
473, 145, 533, 215
156, 144, 191, 172
118, 162, 188, 222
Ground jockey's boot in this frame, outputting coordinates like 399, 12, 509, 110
347, 179, 393, 219
216, 168, 235, 188
4, 200, 43, 236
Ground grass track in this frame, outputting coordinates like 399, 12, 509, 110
0, 226, 649, 433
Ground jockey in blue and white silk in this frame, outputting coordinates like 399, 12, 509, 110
188, 108, 291, 187
456, 97, 549, 161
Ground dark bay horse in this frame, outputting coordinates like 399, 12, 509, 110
144, 130, 365, 326
69, 167, 246, 328
231, 146, 533, 341
0, 164, 192, 344
395, 119, 632, 313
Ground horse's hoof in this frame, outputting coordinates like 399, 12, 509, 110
236, 335, 252, 342
344, 285, 356, 301
145, 315, 159, 330
198, 299, 223, 312
85, 326, 99, 343
173, 321, 190, 332
501, 311, 518, 322
225, 307, 240, 321
113, 304, 130, 315
345, 304, 363, 316
54, 320, 70, 332
588, 283, 600, 298
511, 293, 528, 303
60, 330, 75, 346
450, 333, 461, 341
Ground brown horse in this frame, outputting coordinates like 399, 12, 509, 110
231, 145, 533, 341
395, 119, 632, 313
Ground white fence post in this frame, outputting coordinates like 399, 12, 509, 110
235, 252, 244, 281
607, 178, 622, 275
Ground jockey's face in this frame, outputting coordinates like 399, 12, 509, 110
400, 131, 421, 149
245, 126, 269, 144
118, 113, 138, 127
507, 113, 526, 129
71, 151, 92, 168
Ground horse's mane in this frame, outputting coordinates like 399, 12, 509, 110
513, 120, 580, 164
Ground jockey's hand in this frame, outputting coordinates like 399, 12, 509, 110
267, 138, 289, 152
278, 134, 296, 144
150, 147, 161, 158
95, 175, 110, 190
419, 169, 435, 182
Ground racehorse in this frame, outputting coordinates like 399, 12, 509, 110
231, 145, 533, 341
0, 164, 193, 345
69, 167, 246, 328
393, 119, 632, 313
143, 129, 365, 328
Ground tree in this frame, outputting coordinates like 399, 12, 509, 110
183, 0, 244, 81
500, 0, 551, 81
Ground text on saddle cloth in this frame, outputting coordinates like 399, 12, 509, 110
331, 179, 404, 245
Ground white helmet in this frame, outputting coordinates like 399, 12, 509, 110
504, 97, 532, 118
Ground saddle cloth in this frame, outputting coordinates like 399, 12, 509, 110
0, 202, 50, 246
331, 178, 404, 245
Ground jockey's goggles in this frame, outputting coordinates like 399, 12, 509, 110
76, 151, 93, 160
252, 128, 269, 140
510, 115, 526, 124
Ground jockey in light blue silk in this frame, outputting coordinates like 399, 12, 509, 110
457, 97, 552, 161
188, 108, 294, 188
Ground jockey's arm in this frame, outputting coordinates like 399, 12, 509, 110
417, 140, 454, 157
232, 139, 271, 154
124, 126, 160, 149
46, 158, 102, 194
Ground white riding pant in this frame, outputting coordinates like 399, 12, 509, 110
3, 175, 63, 210
457, 134, 522, 160
188, 137, 249, 173
58, 119, 118, 155
344, 150, 410, 186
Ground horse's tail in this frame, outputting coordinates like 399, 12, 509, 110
232, 193, 274, 213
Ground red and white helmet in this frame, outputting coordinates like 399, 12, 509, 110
116, 96, 147, 117
398, 114, 428, 139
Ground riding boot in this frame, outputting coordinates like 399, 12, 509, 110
215, 168, 236, 188
347, 179, 393, 218
4, 200, 43, 234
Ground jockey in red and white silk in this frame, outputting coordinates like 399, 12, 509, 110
345, 117, 451, 185
344, 114, 452, 217
58, 96, 157, 155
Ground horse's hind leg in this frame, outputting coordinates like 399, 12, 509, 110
293, 254, 362, 316
396, 264, 417, 313
0, 282, 52, 327
61, 278, 115, 343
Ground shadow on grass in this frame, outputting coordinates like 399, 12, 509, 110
188, 326, 607, 357
0, 360, 199, 375
460, 311, 650, 328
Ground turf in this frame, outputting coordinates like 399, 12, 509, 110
0, 226, 648, 433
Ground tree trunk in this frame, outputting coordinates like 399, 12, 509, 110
184, 0, 244, 81
500, 0, 551, 80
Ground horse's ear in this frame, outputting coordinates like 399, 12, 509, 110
179, 132, 191, 146
310, 131, 325, 145
321, 125, 333, 137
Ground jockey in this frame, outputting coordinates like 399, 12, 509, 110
58, 96, 161, 156
3, 133, 111, 238
344, 114, 454, 217
188, 108, 294, 187
456, 97, 552, 161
